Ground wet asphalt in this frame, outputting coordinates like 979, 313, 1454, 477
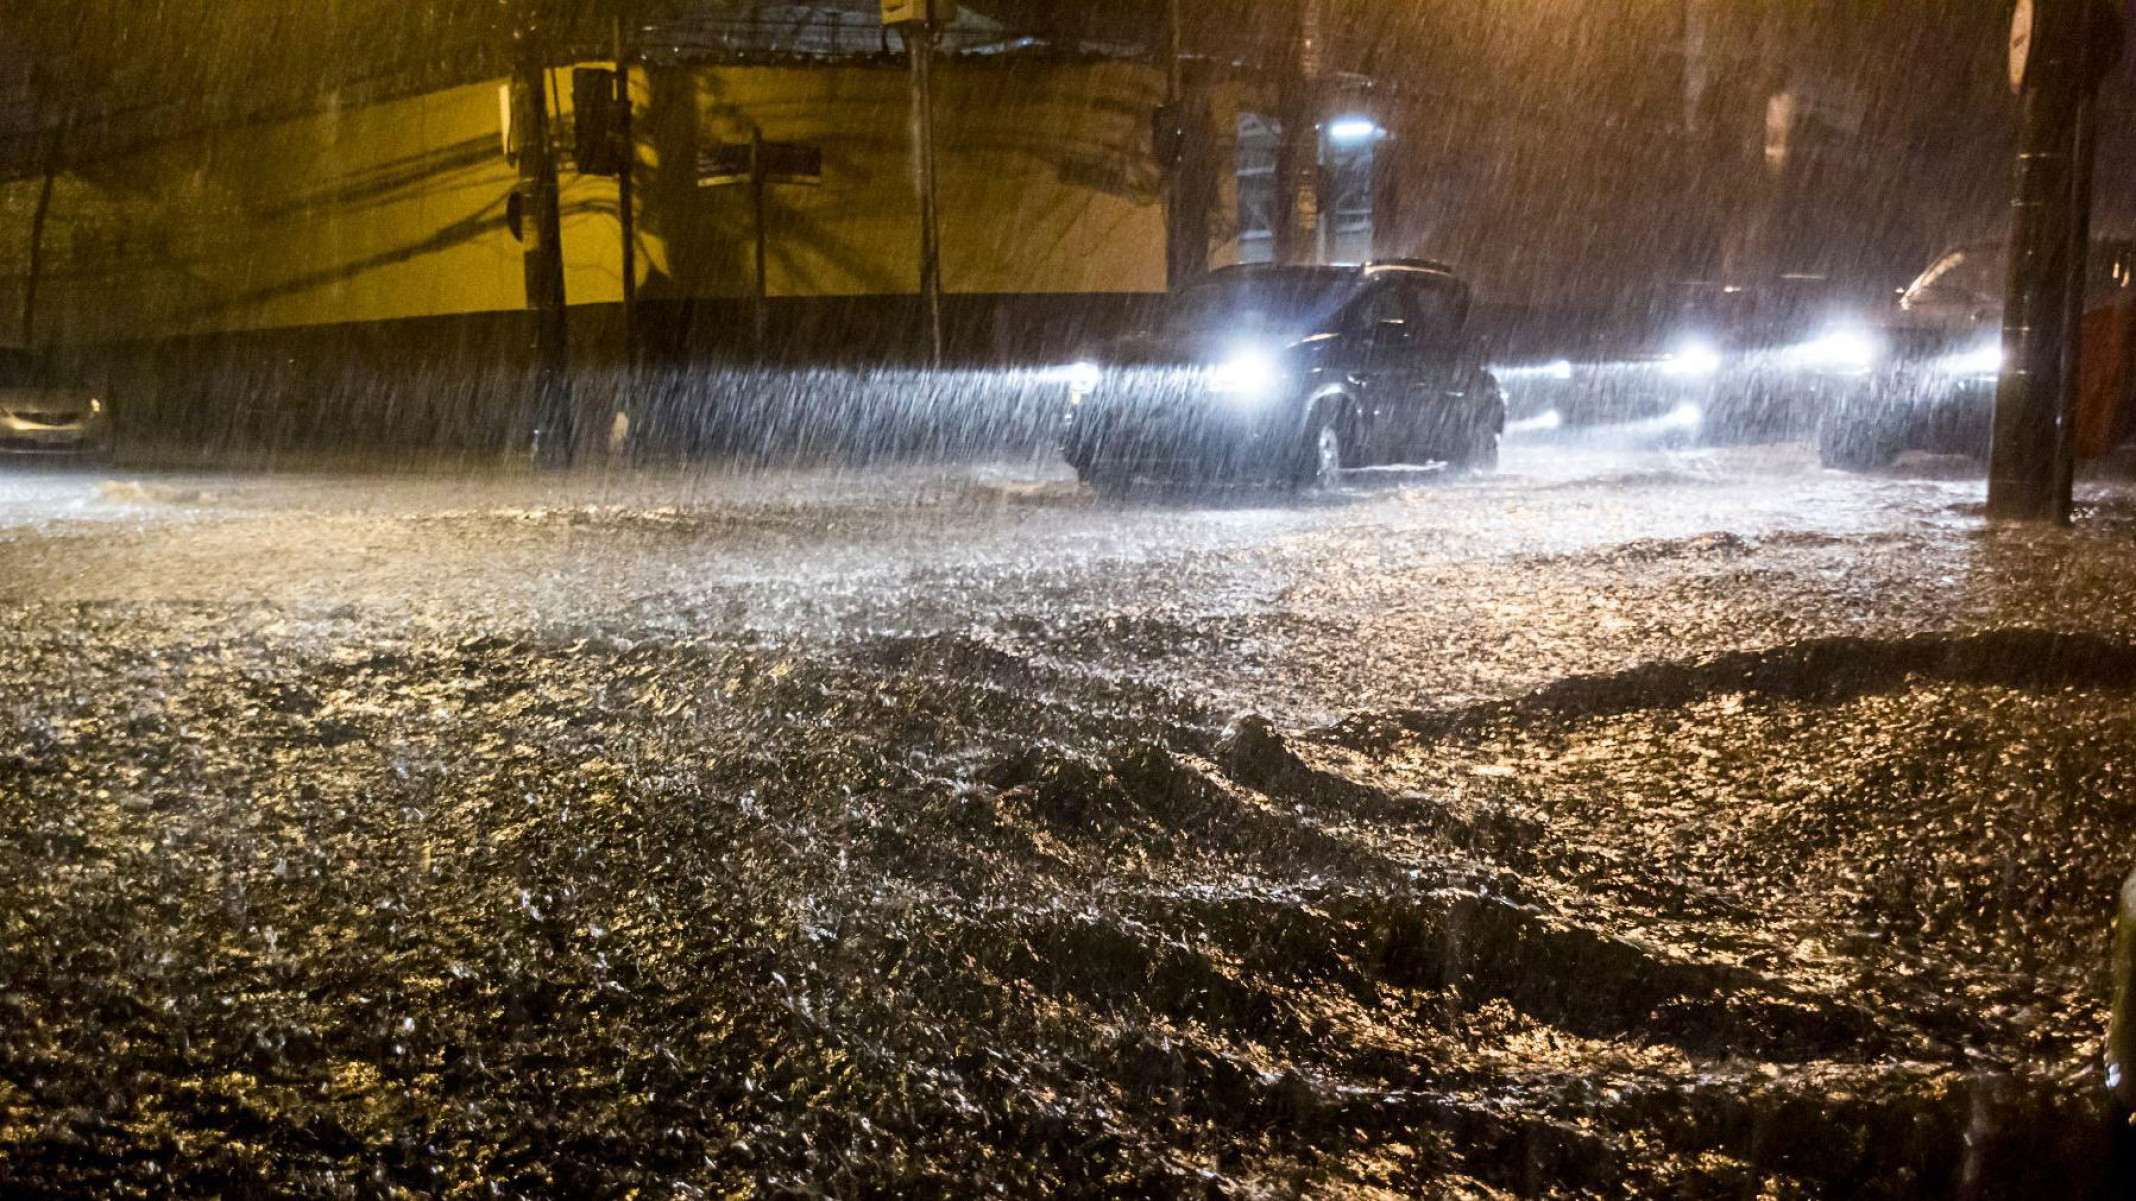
4, 437, 2135, 1197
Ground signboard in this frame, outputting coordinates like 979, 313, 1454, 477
697, 142, 825, 189
881, 0, 955, 25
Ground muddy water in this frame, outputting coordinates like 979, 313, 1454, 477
3, 447, 2134, 1196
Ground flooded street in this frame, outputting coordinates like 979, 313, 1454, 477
6, 439, 2136, 1196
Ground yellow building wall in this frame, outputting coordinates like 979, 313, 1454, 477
664, 60, 1166, 299
2, 57, 1167, 348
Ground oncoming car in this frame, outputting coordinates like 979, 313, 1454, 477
1060, 261, 1505, 492
0, 348, 112, 457
1816, 238, 2136, 469
1494, 275, 1884, 445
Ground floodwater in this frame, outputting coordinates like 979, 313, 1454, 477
4, 437, 2136, 1196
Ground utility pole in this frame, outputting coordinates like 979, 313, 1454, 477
1989, 0, 2117, 521
1274, 0, 1324, 266
1162, 0, 1186, 288
19, 111, 63, 347
514, 20, 573, 463
751, 127, 771, 355
906, 3, 946, 365
1157, 0, 1212, 289
615, 16, 639, 370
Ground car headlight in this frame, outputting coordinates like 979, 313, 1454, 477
1207, 348, 1285, 403
1788, 329, 1882, 372
1939, 342, 2003, 378
1661, 340, 1722, 378
88, 397, 104, 415
1064, 361, 1102, 399
1663, 402, 1704, 430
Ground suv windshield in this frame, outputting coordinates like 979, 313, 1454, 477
1163, 270, 1353, 338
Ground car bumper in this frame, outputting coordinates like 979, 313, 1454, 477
1063, 399, 1294, 479
1497, 365, 1711, 428
0, 416, 109, 454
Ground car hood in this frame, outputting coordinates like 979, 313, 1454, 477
0, 385, 97, 416
1087, 330, 1309, 369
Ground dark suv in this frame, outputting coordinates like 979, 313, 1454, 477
1061, 262, 1505, 491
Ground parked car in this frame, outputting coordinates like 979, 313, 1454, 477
1816, 239, 2136, 469
1060, 261, 1505, 492
0, 349, 111, 457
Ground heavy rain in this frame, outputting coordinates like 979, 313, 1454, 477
4, 2, 2136, 1198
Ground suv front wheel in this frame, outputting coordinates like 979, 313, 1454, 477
1293, 413, 1345, 491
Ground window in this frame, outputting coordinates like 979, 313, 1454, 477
1399, 275, 1467, 341
1236, 114, 1278, 265
1351, 284, 1408, 335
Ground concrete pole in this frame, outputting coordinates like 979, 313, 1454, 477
1163, 0, 1186, 289
1989, 0, 2101, 522
1162, 0, 1211, 288
751, 127, 770, 357
909, 4, 945, 365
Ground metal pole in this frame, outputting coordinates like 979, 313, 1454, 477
614, 17, 638, 370
752, 126, 770, 357
910, 6, 944, 365
20, 119, 61, 347
2053, 5, 2101, 514
1163, 0, 1185, 289
1989, 0, 2090, 522
516, 28, 574, 463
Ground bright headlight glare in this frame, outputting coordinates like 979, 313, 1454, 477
1208, 349, 1283, 401
1941, 343, 2003, 377
1790, 329, 1881, 372
1065, 361, 1102, 396
88, 397, 104, 414
1662, 341, 1722, 378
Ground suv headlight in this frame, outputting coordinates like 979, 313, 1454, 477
1938, 342, 2002, 378
1788, 328, 1882, 373
1661, 339, 1722, 378
1064, 361, 1102, 400
1207, 348, 1285, 404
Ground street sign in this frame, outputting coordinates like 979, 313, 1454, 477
697, 142, 824, 188
881, 0, 955, 25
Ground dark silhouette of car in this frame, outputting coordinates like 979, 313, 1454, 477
1060, 261, 1505, 492
0, 349, 111, 457
1492, 274, 1883, 444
